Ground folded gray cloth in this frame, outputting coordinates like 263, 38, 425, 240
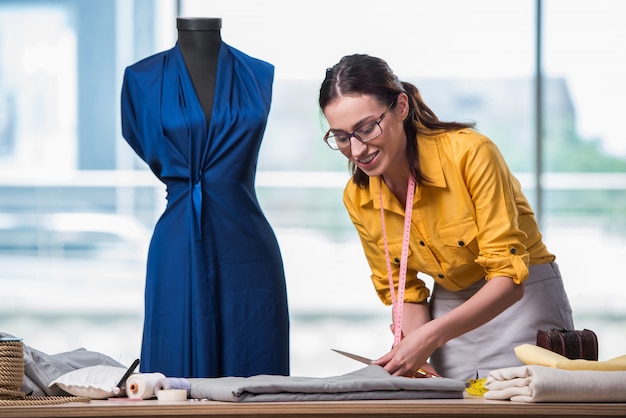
188, 365, 465, 402
1, 331, 124, 397
484, 364, 626, 402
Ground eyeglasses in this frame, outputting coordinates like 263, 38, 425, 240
323, 109, 388, 150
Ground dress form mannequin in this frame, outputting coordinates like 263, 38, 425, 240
121, 21, 290, 378
177, 17, 221, 124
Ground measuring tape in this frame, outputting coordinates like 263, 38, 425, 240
380, 175, 416, 346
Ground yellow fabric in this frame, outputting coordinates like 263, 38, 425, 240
514, 344, 626, 371
343, 129, 555, 305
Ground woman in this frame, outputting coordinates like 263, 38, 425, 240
319, 54, 574, 381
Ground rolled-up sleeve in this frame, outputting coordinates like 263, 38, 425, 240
462, 139, 530, 284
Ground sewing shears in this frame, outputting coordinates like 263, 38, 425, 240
331, 348, 437, 378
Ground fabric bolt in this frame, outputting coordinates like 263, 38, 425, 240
121, 42, 289, 378
344, 129, 554, 305
429, 262, 574, 381
484, 365, 626, 402
187, 365, 466, 402
514, 344, 626, 371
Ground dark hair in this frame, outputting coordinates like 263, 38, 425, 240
319, 54, 475, 188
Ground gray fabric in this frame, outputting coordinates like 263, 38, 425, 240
188, 365, 465, 402
429, 262, 575, 381
0, 331, 124, 396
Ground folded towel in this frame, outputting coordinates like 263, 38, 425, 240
515, 344, 626, 371
188, 365, 466, 402
484, 365, 626, 402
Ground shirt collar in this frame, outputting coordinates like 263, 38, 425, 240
364, 134, 447, 213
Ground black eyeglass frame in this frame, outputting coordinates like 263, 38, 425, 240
323, 109, 389, 150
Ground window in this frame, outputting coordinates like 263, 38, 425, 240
1, 0, 624, 377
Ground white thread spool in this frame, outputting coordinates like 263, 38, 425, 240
125, 372, 166, 399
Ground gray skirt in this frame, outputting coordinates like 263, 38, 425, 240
428, 262, 574, 381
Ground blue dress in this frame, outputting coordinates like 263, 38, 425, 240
121, 42, 290, 378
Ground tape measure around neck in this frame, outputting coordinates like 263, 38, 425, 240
380, 175, 416, 346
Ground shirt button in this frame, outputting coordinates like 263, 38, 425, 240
510, 248, 517, 254
419, 241, 425, 246
437, 274, 444, 279
394, 257, 400, 263
458, 241, 465, 247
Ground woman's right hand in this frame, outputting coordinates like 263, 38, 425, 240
375, 324, 438, 377
387, 324, 440, 378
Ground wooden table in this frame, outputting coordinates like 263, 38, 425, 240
0, 397, 624, 418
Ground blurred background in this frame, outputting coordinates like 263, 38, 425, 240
0, 0, 624, 377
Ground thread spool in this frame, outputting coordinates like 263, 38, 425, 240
154, 377, 191, 397
125, 372, 166, 399
0, 338, 25, 401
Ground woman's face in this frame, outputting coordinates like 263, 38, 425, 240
323, 94, 409, 179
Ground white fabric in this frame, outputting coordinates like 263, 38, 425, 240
188, 365, 466, 402
49, 365, 126, 399
484, 365, 626, 402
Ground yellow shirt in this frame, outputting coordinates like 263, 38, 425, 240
343, 129, 555, 305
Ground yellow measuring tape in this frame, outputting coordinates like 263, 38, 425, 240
466, 378, 487, 396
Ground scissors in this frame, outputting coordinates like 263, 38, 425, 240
331, 348, 437, 378
116, 358, 140, 389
